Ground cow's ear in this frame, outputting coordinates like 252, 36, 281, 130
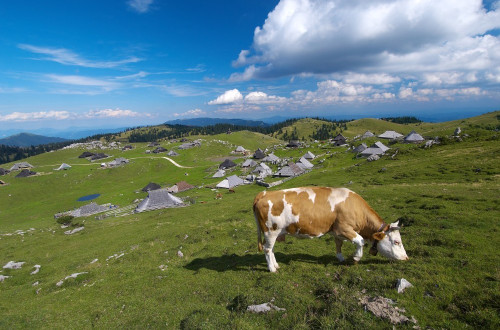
372, 232, 386, 241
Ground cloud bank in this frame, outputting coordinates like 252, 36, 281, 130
0, 109, 147, 122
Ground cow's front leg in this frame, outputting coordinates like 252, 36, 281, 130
335, 237, 345, 262
351, 233, 365, 262
334, 228, 365, 262
263, 232, 279, 272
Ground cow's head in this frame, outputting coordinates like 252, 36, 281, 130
371, 221, 409, 260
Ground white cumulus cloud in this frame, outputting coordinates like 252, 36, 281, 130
208, 89, 243, 105
84, 109, 144, 118
233, 0, 500, 84
173, 109, 207, 117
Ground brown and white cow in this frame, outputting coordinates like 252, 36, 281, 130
253, 187, 408, 272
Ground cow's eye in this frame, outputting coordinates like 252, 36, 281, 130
394, 241, 400, 245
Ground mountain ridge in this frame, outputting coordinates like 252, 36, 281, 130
0, 132, 69, 147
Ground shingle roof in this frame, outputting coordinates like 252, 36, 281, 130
404, 131, 424, 142
108, 158, 129, 166
72, 202, 108, 217
216, 175, 244, 189
378, 130, 403, 139
212, 169, 226, 178
235, 146, 246, 152
373, 141, 389, 152
241, 159, 257, 167
78, 152, 94, 158
135, 189, 183, 213
297, 157, 314, 169
9, 162, 33, 171
15, 169, 37, 178
153, 147, 167, 153
142, 182, 161, 192
56, 163, 71, 170
219, 159, 237, 169
167, 150, 179, 156
253, 148, 266, 159
275, 162, 304, 177
90, 153, 108, 161
263, 153, 280, 163
362, 131, 375, 138
303, 151, 315, 159
353, 143, 367, 153
168, 181, 195, 193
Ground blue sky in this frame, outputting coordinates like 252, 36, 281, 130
0, 0, 499, 130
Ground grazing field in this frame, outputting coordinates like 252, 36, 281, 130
0, 114, 499, 328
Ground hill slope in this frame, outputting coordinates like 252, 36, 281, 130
0, 112, 498, 328
0, 133, 68, 147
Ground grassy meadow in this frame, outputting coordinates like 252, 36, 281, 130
0, 113, 499, 328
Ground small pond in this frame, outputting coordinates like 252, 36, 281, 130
77, 193, 101, 202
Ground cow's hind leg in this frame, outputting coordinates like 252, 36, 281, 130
334, 237, 345, 263
263, 232, 279, 272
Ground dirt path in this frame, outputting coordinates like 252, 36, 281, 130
36, 156, 194, 169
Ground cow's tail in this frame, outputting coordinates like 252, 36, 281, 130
253, 194, 264, 252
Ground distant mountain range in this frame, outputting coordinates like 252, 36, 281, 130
0, 133, 69, 147
0, 127, 129, 140
165, 117, 270, 127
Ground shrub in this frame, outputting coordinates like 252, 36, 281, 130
56, 215, 74, 225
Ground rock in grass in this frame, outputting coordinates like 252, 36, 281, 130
56, 272, 88, 287
247, 301, 286, 313
359, 295, 417, 325
177, 250, 184, 258
396, 278, 413, 293
31, 265, 41, 275
0, 275, 11, 282
3, 261, 25, 269
64, 227, 84, 235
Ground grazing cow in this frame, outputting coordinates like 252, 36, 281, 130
253, 187, 408, 272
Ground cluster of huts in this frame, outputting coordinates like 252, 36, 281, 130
211, 146, 317, 189
350, 130, 426, 160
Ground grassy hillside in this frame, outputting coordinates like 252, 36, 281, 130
274, 110, 500, 141
0, 114, 499, 328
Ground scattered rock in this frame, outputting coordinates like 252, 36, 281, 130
36, 288, 41, 294
31, 265, 41, 275
367, 154, 380, 162
32, 281, 39, 286
247, 300, 286, 313
106, 253, 125, 261
396, 278, 413, 293
3, 261, 25, 269
184, 234, 189, 240
90, 258, 98, 264
56, 272, 88, 287
359, 295, 416, 325
0, 275, 11, 282
177, 250, 184, 258
158, 265, 168, 271
64, 227, 84, 235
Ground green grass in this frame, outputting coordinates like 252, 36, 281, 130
0, 113, 499, 328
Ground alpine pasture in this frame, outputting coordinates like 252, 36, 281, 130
1, 112, 499, 328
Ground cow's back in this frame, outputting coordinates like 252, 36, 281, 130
254, 187, 353, 237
